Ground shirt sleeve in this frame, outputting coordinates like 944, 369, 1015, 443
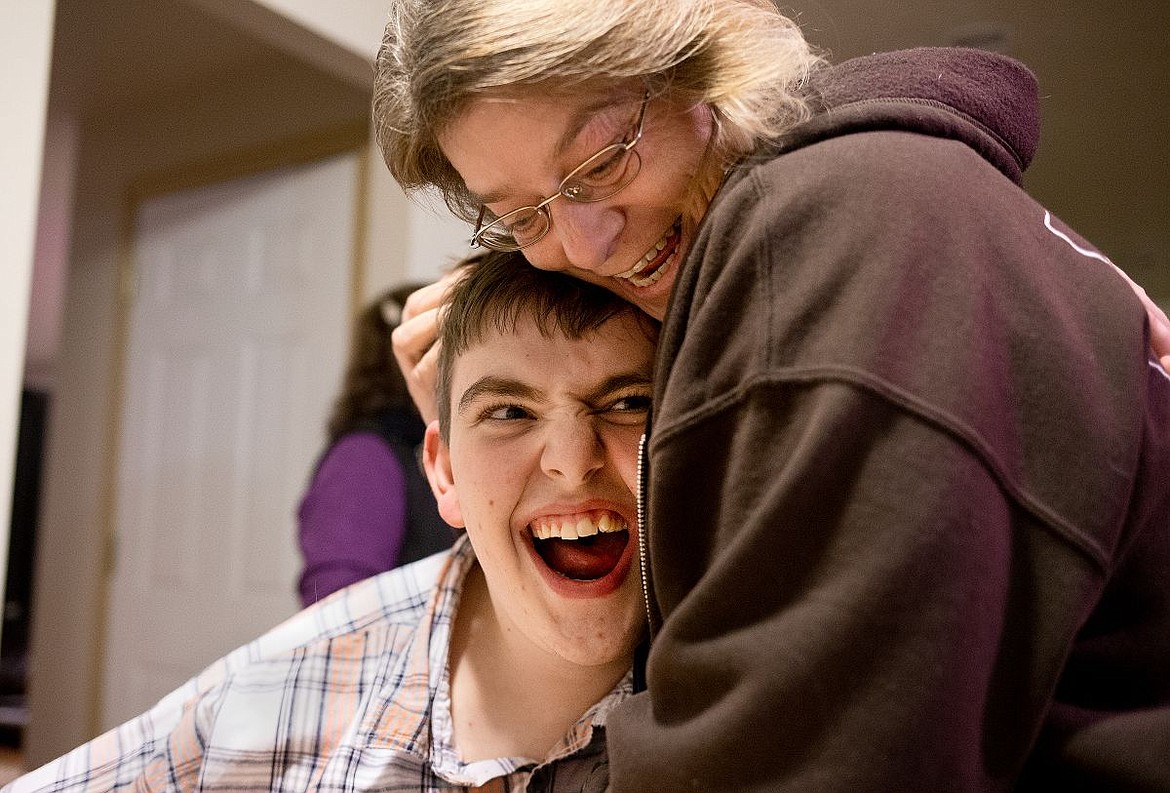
2, 580, 408, 793
296, 433, 409, 606
2, 676, 204, 792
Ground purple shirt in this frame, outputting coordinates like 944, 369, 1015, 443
297, 432, 409, 606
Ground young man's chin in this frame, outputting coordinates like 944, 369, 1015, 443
545, 623, 643, 668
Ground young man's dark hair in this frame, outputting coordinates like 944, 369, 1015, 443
435, 250, 658, 440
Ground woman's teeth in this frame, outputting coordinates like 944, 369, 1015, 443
531, 512, 627, 540
628, 255, 671, 287
641, 238, 668, 265
616, 220, 681, 286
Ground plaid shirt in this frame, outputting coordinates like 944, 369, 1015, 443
8, 536, 630, 792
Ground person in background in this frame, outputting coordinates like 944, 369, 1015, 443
5, 251, 656, 792
297, 283, 453, 606
376, 1, 1170, 789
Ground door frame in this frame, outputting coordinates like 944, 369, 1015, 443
90, 122, 370, 735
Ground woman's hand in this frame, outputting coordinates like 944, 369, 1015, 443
1136, 281, 1170, 372
391, 271, 465, 424
1115, 267, 1170, 370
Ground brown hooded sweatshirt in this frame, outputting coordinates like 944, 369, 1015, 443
608, 48, 1170, 792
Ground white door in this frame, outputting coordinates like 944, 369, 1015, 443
102, 153, 357, 727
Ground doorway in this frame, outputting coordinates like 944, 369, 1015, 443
100, 153, 357, 725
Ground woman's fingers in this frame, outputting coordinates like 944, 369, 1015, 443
1122, 272, 1170, 371
393, 304, 442, 424
1145, 295, 1170, 372
400, 277, 452, 325
391, 268, 471, 424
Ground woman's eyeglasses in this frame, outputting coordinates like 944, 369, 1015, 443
470, 91, 651, 252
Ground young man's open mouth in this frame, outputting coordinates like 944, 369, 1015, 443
527, 509, 635, 597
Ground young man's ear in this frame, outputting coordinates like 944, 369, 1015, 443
423, 420, 465, 529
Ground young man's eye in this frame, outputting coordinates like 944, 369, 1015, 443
607, 393, 651, 414
482, 404, 533, 422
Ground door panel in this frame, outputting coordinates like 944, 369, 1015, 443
103, 153, 356, 727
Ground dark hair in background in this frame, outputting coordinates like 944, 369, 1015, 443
435, 250, 659, 440
327, 282, 427, 442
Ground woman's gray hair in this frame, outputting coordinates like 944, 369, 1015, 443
374, 0, 824, 221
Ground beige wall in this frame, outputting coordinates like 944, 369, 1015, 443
21, 0, 471, 765
252, 0, 388, 61
792, 0, 1170, 304
24, 105, 80, 393
23, 0, 397, 765
182, 0, 386, 89
0, 0, 56, 645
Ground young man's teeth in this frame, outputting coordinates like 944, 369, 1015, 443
532, 513, 626, 541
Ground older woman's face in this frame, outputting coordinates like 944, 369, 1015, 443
439, 85, 719, 320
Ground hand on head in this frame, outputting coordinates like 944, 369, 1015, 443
1136, 280, 1170, 371
391, 268, 470, 424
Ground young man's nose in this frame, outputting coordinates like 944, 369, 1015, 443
540, 418, 606, 485
548, 200, 623, 273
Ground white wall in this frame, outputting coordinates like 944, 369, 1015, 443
22, 0, 466, 765
245, 0, 471, 282
25, 107, 81, 392
0, 0, 57, 644
364, 152, 471, 289
251, 0, 388, 61
405, 193, 475, 280
183, 0, 387, 90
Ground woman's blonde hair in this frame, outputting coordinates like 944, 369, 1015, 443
374, 0, 824, 221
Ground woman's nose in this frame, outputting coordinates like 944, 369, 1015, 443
547, 200, 624, 273
540, 417, 606, 486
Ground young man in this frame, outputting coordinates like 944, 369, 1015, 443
5, 251, 657, 792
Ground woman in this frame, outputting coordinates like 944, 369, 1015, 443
373, 2, 1170, 789
296, 284, 453, 606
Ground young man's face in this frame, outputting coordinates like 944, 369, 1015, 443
424, 311, 653, 667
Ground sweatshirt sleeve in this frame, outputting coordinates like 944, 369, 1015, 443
297, 433, 409, 606
618, 378, 1038, 790
609, 131, 1169, 791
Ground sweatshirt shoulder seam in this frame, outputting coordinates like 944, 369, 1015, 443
650, 366, 1116, 571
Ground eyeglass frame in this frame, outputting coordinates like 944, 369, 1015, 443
469, 90, 652, 252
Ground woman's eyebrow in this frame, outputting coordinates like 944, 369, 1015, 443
555, 97, 621, 157
469, 93, 634, 206
471, 187, 510, 206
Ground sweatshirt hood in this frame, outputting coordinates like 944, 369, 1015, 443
781, 47, 1040, 184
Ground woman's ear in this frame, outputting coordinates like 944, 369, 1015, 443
423, 420, 464, 529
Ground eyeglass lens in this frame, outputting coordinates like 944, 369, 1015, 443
475, 93, 648, 251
